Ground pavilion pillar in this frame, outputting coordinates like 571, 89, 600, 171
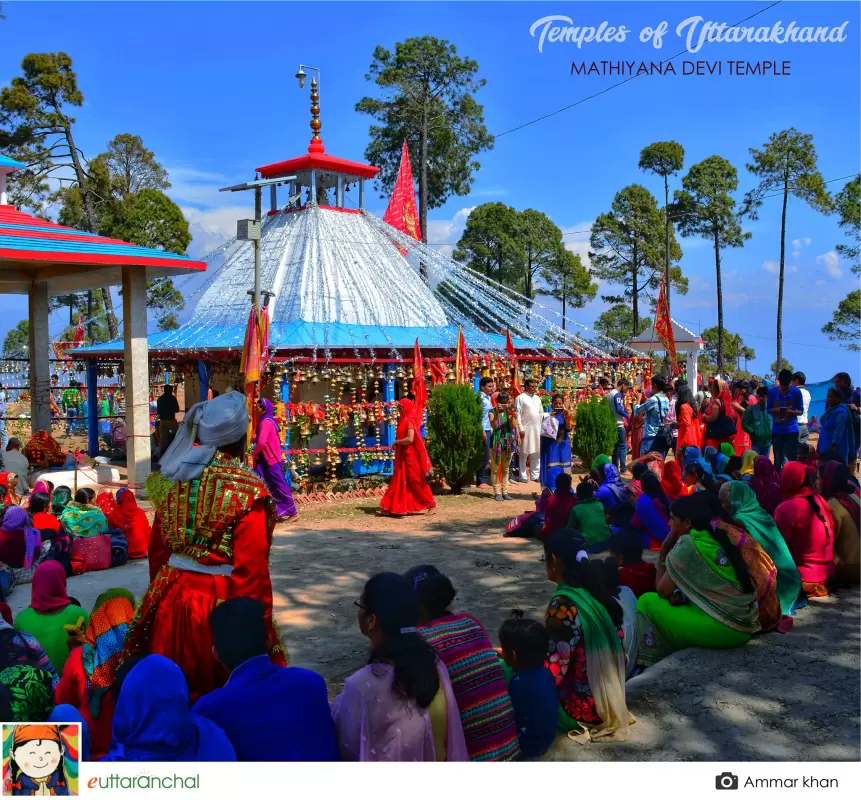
122, 268, 151, 490
686, 348, 700, 392
86, 361, 99, 456
28, 280, 51, 435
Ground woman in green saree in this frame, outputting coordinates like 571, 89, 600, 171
636, 493, 759, 667
59, 489, 108, 538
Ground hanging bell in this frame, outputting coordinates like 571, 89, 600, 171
311, 373, 320, 384
312, 454, 323, 467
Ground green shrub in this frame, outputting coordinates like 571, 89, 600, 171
425, 383, 484, 494
571, 395, 618, 471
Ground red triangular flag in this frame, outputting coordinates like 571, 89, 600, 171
505, 330, 521, 399
654, 277, 677, 370
412, 337, 427, 420
383, 141, 421, 247
455, 326, 470, 384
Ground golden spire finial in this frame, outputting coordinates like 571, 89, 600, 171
308, 77, 324, 153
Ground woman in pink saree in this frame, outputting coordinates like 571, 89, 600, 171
252, 398, 298, 522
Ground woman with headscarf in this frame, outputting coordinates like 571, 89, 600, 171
751, 456, 782, 516
683, 446, 714, 478
542, 528, 633, 740
0, 505, 43, 587
774, 462, 836, 598
818, 462, 860, 585
703, 379, 737, 451
14, 561, 87, 674
673, 381, 701, 458
99, 489, 150, 560
124, 392, 286, 701
540, 394, 572, 490
59, 490, 108, 538
55, 589, 136, 760
661, 460, 686, 501
636, 493, 759, 667
731, 381, 753, 456
51, 486, 72, 516
104, 655, 235, 762
0, 609, 59, 688
380, 397, 436, 516
592, 460, 631, 512
22, 430, 66, 468
720, 481, 802, 618
252, 398, 298, 522
739, 449, 758, 482
0, 472, 20, 505
0, 664, 55, 722
630, 472, 671, 549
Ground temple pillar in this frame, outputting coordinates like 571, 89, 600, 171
28, 280, 51, 435
122, 268, 151, 490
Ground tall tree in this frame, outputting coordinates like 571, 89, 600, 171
453, 202, 521, 289
742, 128, 831, 370
356, 37, 493, 280
0, 53, 119, 337
638, 141, 685, 317
674, 156, 750, 373
3, 320, 29, 358
539, 248, 597, 329
594, 304, 652, 345
770, 358, 794, 375
699, 326, 754, 371
517, 209, 563, 301
822, 290, 861, 351
47, 290, 108, 343
589, 184, 684, 336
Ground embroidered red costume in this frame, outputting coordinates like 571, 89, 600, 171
124, 452, 286, 699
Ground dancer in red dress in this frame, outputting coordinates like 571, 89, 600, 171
379, 398, 436, 517
124, 392, 286, 700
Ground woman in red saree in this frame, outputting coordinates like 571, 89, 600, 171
124, 392, 286, 701
100, 489, 150, 560
379, 398, 436, 517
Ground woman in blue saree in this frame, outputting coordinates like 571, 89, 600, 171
540, 395, 572, 490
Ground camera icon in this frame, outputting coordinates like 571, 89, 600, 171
716, 772, 739, 790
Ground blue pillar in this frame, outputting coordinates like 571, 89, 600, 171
544, 363, 553, 394
382, 365, 395, 447
86, 360, 99, 456
473, 368, 480, 393
197, 360, 209, 402
280, 369, 292, 486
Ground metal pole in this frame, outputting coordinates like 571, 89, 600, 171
254, 185, 262, 309
87, 290, 94, 343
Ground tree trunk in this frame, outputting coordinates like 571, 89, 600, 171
632, 242, 639, 336
714, 229, 724, 375
418, 107, 429, 285
64, 122, 119, 338
777, 177, 789, 370
664, 174, 671, 318
562, 291, 567, 331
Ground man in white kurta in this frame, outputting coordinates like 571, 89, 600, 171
514, 379, 544, 482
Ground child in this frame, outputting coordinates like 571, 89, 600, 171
567, 481, 610, 549
607, 530, 656, 598
498, 611, 557, 759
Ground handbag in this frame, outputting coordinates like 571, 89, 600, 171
109, 531, 129, 568
706, 401, 737, 439
541, 414, 559, 439
651, 401, 673, 452
70, 534, 112, 575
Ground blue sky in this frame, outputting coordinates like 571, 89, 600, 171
1, 0, 858, 380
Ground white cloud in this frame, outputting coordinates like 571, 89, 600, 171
762, 260, 779, 273
561, 221, 594, 269
815, 279, 826, 286
166, 165, 229, 207
791, 236, 812, 259
816, 250, 842, 279
180, 204, 250, 258
426, 207, 474, 257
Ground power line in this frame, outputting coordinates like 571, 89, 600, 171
494, 1, 785, 138
671, 314, 847, 352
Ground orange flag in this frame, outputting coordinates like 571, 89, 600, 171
412, 337, 428, 419
455, 326, 470, 384
505, 330, 522, 399
383, 141, 421, 247
654, 276, 677, 370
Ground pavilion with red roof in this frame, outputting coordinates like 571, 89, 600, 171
0, 154, 206, 488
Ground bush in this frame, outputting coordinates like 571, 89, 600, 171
425, 383, 484, 494
571, 395, 618, 471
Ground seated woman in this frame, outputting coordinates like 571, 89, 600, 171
100, 489, 150, 560
636, 493, 759, 667
0, 607, 59, 688
594, 462, 631, 513
404, 565, 519, 761
568, 481, 610, 549
630, 472, 671, 550
660, 460, 686, 501
14, 561, 88, 674
683, 446, 714, 479
750, 457, 782, 516
104, 654, 236, 762
739, 449, 758, 482
51, 485, 73, 516
0, 663, 55, 722
23, 431, 66, 468
626, 461, 649, 501
774, 463, 836, 598
542, 528, 633, 740
28, 492, 60, 535
540, 473, 578, 539
331, 572, 467, 762
683, 463, 716, 495
59, 489, 108, 538
0, 472, 20, 506
607, 530, 657, 598
817, 462, 859, 586
0, 506, 44, 587
721, 481, 802, 619
55, 589, 136, 761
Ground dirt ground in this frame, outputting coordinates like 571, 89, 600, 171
9, 476, 857, 762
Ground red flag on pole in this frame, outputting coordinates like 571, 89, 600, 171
383, 141, 421, 246
505, 330, 522, 399
73, 314, 84, 345
412, 337, 427, 419
455, 326, 470, 384
654, 277, 677, 370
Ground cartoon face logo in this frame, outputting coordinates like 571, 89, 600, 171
11, 738, 64, 780
3, 723, 79, 797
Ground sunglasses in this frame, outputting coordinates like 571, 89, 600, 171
354, 598, 367, 611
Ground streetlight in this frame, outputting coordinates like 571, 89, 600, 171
295, 64, 320, 90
